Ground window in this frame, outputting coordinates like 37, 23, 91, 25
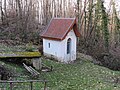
67, 38, 71, 54
48, 43, 50, 48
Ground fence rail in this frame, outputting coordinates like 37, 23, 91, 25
0, 80, 48, 90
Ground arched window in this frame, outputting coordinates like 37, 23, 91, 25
67, 38, 71, 54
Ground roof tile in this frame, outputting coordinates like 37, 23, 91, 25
40, 18, 80, 40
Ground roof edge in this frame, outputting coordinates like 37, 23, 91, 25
41, 36, 62, 41
40, 18, 54, 37
53, 17, 76, 20
62, 18, 77, 40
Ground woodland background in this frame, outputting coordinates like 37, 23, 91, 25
0, 0, 120, 70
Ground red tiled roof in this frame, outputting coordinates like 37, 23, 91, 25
40, 18, 80, 40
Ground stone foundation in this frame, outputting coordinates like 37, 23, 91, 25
43, 53, 75, 63
44, 53, 64, 62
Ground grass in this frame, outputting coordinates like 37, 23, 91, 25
0, 44, 38, 52
0, 44, 41, 58
0, 57, 120, 90
0, 60, 46, 89
41, 58, 120, 90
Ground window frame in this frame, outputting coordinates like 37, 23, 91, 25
67, 38, 71, 54
48, 43, 50, 48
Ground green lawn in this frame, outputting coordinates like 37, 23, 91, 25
0, 58, 120, 90
41, 58, 120, 90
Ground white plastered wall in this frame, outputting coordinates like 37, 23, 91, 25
43, 29, 77, 63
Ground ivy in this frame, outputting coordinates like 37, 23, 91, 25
113, 2, 120, 44
95, 0, 109, 50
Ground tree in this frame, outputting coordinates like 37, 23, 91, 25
111, 0, 120, 46
94, 0, 109, 50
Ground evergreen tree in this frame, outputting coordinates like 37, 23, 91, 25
95, 0, 109, 50
112, 1, 120, 45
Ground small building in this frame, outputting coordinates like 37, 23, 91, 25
40, 18, 80, 63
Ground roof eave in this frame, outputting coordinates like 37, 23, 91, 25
41, 36, 62, 41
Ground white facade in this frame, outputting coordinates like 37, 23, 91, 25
43, 29, 77, 63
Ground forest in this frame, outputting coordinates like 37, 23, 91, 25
0, 0, 120, 70
0, 0, 120, 89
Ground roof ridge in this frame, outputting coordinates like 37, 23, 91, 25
61, 18, 76, 39
53, 18, 76, 19
40, 18, 53, 36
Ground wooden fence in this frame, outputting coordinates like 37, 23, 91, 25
0, 80, 48, 90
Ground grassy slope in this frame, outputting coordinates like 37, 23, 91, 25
0, 58, 120, 90
41, 58, 120, 90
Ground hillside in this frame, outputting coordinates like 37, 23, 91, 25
41, 58, 120, 90
0, 56, 120, 90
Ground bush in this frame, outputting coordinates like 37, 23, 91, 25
97, 52, 120, 70
25, 43, 37, 52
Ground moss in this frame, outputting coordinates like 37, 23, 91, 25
15, 52, 41, 57
0, 51, 41, 58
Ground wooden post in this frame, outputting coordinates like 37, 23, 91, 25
32, 58, 42, 70
10, 82, 13, 90
44, 81, 47, 90
30, 82, 33, 90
